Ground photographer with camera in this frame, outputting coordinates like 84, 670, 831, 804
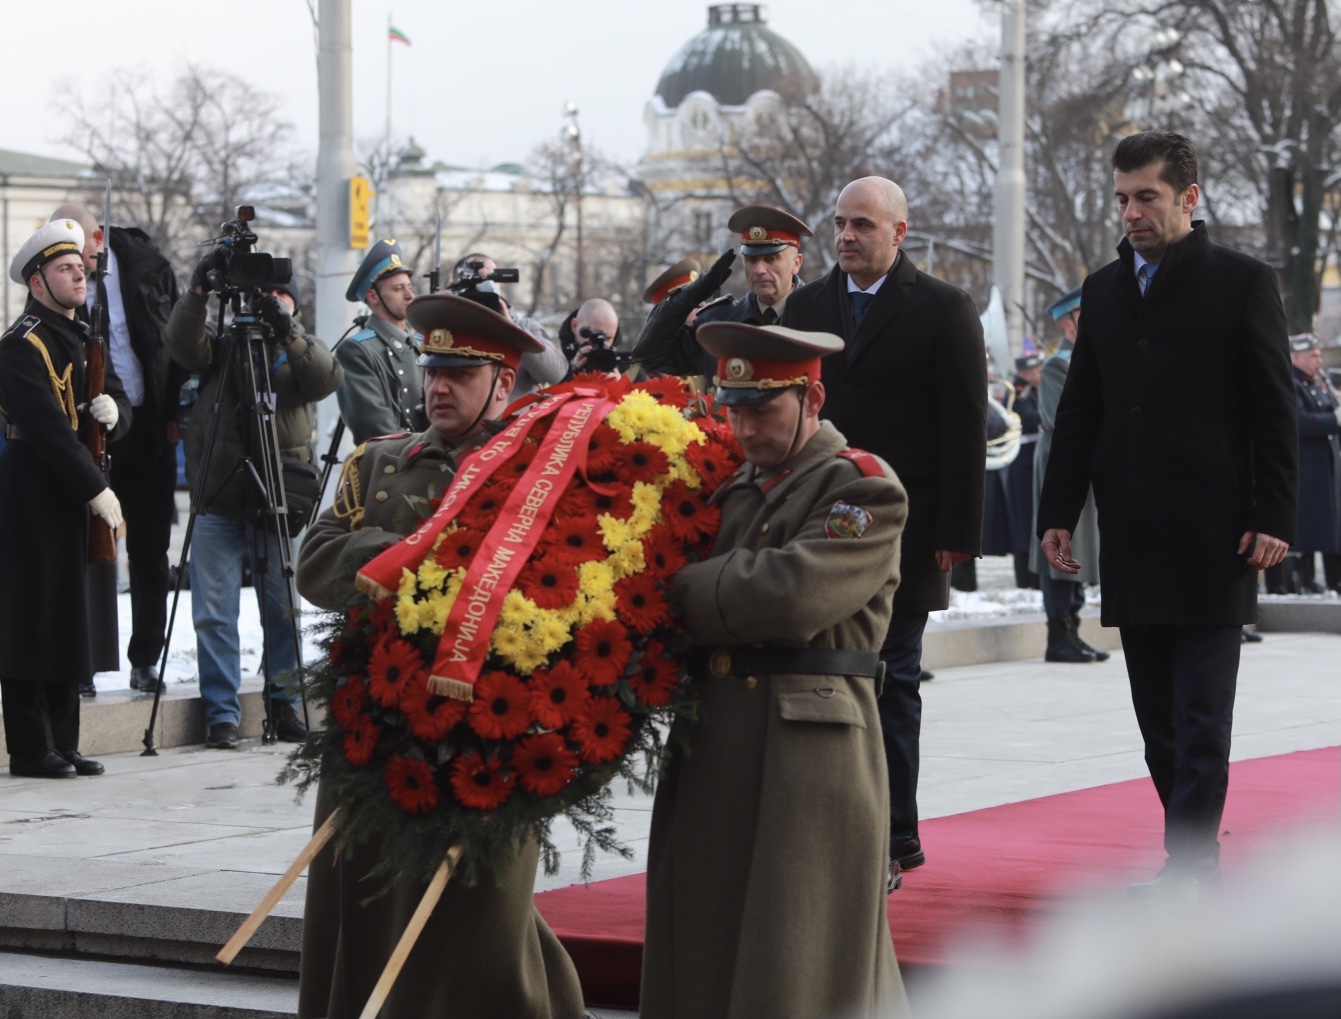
559, 298, 623, 374
451, 252, 567, 396
336, 239, 424, 445
166, 238, 343, 750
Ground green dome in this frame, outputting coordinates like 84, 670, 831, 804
655, 4, 819, 109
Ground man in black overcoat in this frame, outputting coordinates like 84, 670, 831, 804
0, 220, 131, 778
1038, 132, 1297, 897
1285, 334, 1341, 583
783, 176, 987, 884
55, 204, 184, 694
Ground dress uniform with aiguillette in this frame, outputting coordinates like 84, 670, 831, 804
641, 323, 911, 1018
336, 239, 425, 444
295, 293, 582, 1019
0, 221, 129, 777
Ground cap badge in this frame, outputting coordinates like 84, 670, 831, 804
388, 254, 404, 268
725, 357, 752, 381
428, 328, 454, 351
747, 226, 767, 240
64, 220, 75, 229
688, 270, 699, 282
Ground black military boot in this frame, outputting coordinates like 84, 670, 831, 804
1068, 612, 1110, 661
1045, 619, 1095, 663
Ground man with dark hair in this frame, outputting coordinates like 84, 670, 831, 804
784, 176, 987, 889
1038, 131, 1297, 898
52, 204, 184, 695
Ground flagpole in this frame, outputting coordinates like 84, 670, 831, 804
386, 12, 393, 166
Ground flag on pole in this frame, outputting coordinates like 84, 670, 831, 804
388, 26, 411, 45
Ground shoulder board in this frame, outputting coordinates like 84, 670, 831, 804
836, 448, 885, 478
350, 328, 377, 342
365, 430, 412, 443
1, 315, 42, 343
404, 441, 430, 463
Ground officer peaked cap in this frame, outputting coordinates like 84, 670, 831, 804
698, 322, 842, 406
347, 238, 413, 302
727, 205, 814, 256
9, 220, 85, 287
408, 293, 544, 369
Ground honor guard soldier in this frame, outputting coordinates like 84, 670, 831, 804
295, 293, 583, 1019
632, 205, 814, 377
0, 220, 131, 778
641, 257, 701, 307
337, 239, 425, 444
641, 323, 911, 1018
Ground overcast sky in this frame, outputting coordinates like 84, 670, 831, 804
5, 0, 993, 172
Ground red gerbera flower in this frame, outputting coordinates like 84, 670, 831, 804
627, 640, 681, 707
615, 571, 670, 631
449, 751, 513, 810
511, 732, 579, 796
591, 484, 634, 519
368, 638, 427, 708
455, 486, 506, 530
342, 713, 378, 767
584, 424, 624, 475
573, 619, 633, 686
385, 753, 439, 814
539, 513, 603, 565
633, 376, 691, 409
329, 675, 369, 725
517, 557, 581, 610
435, 529, 481, 572
662, 479, 721, 543
529, 660, 591, 729
642, 525, 688, 578
467, 670, 533, 739
571, 696, 633, 764
612, 440, 670, 485
400, 680, 469, 742
686, 439, 738, 490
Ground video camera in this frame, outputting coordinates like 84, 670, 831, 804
443, 259, 520, 316
202, 206, 292, 294
569, 325, 630, 374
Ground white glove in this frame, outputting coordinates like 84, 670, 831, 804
89, 393, 119, 430
89, 488, 123, 531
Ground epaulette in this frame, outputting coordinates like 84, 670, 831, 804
0, 315, 41, 343
365, 431, 412, 443
836, 448, 886, 478
405, 441, 430, 463
350, 327, 377, 343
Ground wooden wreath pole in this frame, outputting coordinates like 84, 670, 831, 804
217, 808, 342, 965
358, 844, 464, 1019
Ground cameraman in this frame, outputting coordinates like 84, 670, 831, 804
166, 261, 343, 749
560, 298, 622, 373
451, 252, 567, 396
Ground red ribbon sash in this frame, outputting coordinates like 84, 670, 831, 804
426, 394, 615, 699
355, 393, 571, 600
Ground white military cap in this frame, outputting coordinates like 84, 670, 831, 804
9, 219, 85, 287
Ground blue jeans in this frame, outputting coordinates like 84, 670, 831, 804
190, 513, 300, 727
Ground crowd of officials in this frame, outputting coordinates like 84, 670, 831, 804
0, 128, 1333, 1017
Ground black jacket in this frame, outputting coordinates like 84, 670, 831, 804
634, 290, 786, 379
1037, 223, 1298, 625
1291, 365, 1341, 554
783, 252, 988, 612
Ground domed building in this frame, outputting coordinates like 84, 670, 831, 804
640, 4, 820, 254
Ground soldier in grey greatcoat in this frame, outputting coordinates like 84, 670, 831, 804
641, 322, 910, 1019
1031, 284, 1106, 662
295, 294, 583, 1019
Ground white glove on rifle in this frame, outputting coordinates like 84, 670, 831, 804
89, 393, 119, 430
89, 488, 123, 531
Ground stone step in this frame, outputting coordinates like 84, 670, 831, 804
0, 949, 297, 1018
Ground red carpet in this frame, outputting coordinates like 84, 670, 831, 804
535, 747, 1340, 1009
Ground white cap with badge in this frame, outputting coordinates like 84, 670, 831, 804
9, 219, 85, 287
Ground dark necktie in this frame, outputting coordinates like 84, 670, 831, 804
760, 306, 778, 325
849, 291, 873, 329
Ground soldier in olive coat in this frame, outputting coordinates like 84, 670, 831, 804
641, 323, 910, 1019
295, 294, 583, 1019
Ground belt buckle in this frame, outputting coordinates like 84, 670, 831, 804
707, 649, 733, 679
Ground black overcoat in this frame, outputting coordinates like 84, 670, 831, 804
783, 253, 988, 612
1290, 365, 1341, 554
0, 299, 131, 682
1037, 224, 1298, 626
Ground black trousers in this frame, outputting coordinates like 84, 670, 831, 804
1040, 572, 1084, 623
1, 678, 80, 758
1118, 624, 1241, 863
109, 417, 178, 668
877, 611, 929, 842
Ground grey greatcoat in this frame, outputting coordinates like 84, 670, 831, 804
333, 314, 424, 444
296, 426, 584, 1019
642, 421, 910, 1019
1030, 341, 1099, 584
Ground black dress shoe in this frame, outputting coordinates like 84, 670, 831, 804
78, 681, 97, 697
887, 858, 903, 894
271, 701, 307, 743
205, 722, 240, 749
9, 751, 76, 778
1129, 860, 1220, 902
893, 836, 926, 870
129, 665, 165, 692
60, 750, 105, 776
1240, 629, 1264, 644
917, 668, 934, 682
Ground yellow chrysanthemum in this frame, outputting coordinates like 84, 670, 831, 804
499, 589, 540, 629
577, 588, 618, 625
532, 610, 572, 654
608, 539, 646, 579
418, 587, 458, 635
598, 513, 637, 552
578, 559, 616, 598
417, 555, 449, 591
394, 568, 420, 632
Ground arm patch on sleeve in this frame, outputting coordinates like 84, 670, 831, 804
826, 501, 873, 539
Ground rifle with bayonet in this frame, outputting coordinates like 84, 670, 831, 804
84, 180, 117, 564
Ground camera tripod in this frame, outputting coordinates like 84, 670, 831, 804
141, 286, 310, 754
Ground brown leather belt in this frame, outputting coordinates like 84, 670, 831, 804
691, 647, 881, 680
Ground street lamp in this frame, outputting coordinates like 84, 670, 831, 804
562, 102, 585, 298
1124, 28, 1191, 127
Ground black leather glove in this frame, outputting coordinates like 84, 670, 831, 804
189, 249, 227, 294
631, 249, 737, 371
259, 294, 293, 344
681, 248, 736, 307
